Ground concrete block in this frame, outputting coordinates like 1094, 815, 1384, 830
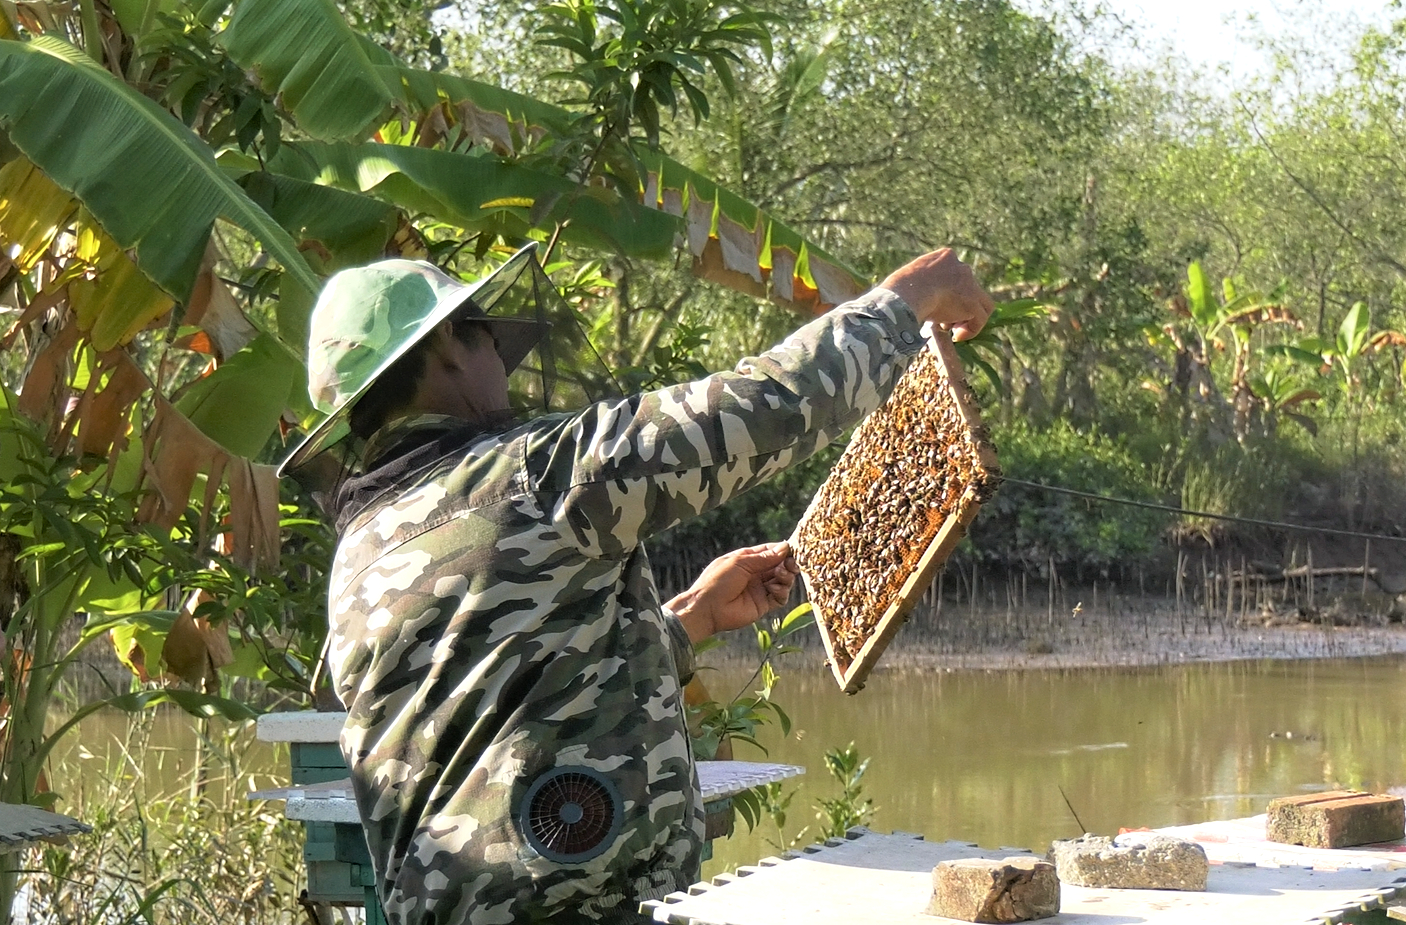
925, 856, 1059, 922
1267, 791, 1405, 848
1047, 833, 1208, 890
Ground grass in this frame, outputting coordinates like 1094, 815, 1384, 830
22, 710, 306, 925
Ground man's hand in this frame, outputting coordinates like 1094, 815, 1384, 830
667, 542, 801, 643
880, 248, 994, 341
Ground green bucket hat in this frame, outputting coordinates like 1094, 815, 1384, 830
278, 243, 544, 478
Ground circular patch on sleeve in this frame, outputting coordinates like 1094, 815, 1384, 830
519, 766, 623, 863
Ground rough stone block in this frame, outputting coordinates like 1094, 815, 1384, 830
925, 857, 1059, 922
1267, 791, 1405, 848
1047, 833, 1208, 891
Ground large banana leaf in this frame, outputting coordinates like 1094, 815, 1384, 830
107, 0, 184, 37
637, 150, 865, 313
219, 0, 400, 141
237, 169, 399, 267
366, 45, 570, 151
0, 35, 319, 303
373, 59, 867, 309
259, 141, 680, 259
175, 333, 300, 458
215, 1, 867, 309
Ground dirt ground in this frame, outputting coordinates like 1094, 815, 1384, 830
707, 586, 1406, 673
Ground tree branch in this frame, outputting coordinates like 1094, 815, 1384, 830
1244, 106, 1406, 279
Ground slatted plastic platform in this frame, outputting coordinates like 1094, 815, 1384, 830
1158, 814, 1406, 870
0, 804, 90, 853
250, 760, 805, 823
642, 827, 1406, 925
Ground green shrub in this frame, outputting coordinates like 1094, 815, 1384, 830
970, 420, 1168, 578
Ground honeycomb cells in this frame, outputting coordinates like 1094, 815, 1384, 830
793, 347, 999, 669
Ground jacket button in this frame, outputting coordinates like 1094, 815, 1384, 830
900, 331, 917, 344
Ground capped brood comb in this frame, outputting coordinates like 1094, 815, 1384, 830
790, 333, 1000, 693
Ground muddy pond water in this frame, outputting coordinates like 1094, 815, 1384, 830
58, 655, 1406, 883
702, 655, 1406, 875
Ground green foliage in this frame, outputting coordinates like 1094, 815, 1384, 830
613, 319, 712, 391
26, 714, 306, 924
975, 421, 1167, 577
955, 297, 1052, 389
220, 0, 402, 142
535, 0, 771, 147
690, 602, 811, 761
734, 741, 877, 848
1177, 444, 1289, 542
175, 335, 301, 457
338, 0, 452, 70
148, 6, 285, 157
0, 34, 318, 302
0, 408, 329, 802
815, 742, 875, 839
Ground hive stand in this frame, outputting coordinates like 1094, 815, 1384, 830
253, 712, 804, 915
697, 761, 805, 861
254, 711, 385, 925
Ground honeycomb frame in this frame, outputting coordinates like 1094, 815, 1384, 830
790, 333, 1000, 693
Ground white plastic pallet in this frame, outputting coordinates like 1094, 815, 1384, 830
699, 761, 804, 801
0, 803, 90, 853
642, 827, 1406, 925
249, 761, 805, 825
1158, 813, 1406, 871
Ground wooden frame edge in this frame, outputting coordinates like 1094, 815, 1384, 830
838, 488, 984, 693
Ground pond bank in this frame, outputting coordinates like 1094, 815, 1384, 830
705, 592, 1406, 675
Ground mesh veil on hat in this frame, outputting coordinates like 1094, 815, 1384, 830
278, 243, 621, 487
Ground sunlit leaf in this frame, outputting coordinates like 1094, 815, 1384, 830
263, 140, 678, 258
1184, 262, 1217, 328
1339, 301, 1370, 358
219, 0, 401, 141
0, 35, 319, 302
175, 334, 299, 458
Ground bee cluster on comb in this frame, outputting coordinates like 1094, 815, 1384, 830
791, 334, 1000, 692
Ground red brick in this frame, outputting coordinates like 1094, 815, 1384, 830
1267, 791, 1404, 848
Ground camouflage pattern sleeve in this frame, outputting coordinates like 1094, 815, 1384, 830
660, 605, 696, 685
525, 289, 925, 558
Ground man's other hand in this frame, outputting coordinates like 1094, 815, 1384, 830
667, 542, 801, 643
880, 248, 994, 341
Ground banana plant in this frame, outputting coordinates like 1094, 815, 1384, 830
1246, 366, 1321, 437
1177, 261, 1301, 443
1269, 301, 1406, 399
0, 407, 271, 915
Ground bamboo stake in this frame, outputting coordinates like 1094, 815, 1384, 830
1048, 556, 1055, 627
1225, 556, 1234, 628
1299, 542, 1310, 610
1176, 550, 1185, 636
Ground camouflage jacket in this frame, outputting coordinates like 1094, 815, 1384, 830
325, 289, 924, 925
